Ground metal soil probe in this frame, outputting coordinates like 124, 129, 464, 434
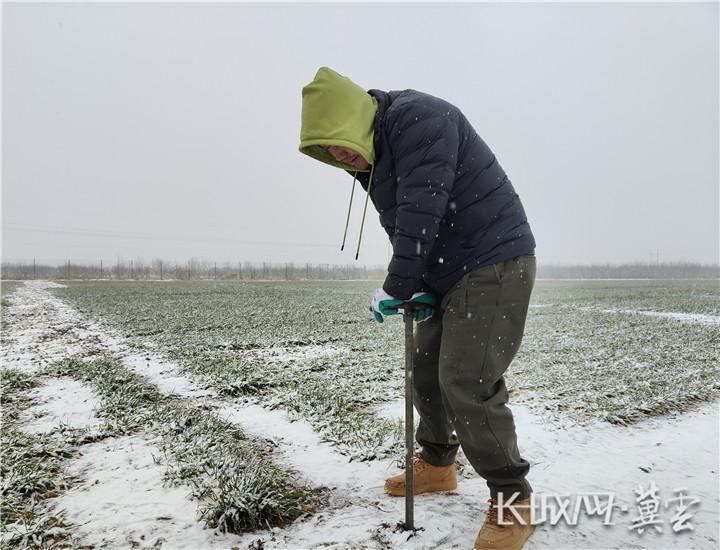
397, 301, 417, 530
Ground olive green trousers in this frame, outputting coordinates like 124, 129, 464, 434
413, 253, 536, 500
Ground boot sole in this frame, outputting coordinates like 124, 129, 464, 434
384, 480, 458, 497
474, 523, 536, 550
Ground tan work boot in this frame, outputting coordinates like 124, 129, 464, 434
384, 452, 457, 497
474, 495, 535, 550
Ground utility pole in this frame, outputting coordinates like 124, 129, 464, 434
159, 260, 163, 281
131, 260, 135, 279
214, 262, 217, 280
100, 259, 103, 280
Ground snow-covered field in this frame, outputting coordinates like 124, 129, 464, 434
1, 280, 718, 549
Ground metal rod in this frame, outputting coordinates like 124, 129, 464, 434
402, 303, 416, 530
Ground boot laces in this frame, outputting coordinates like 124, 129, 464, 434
412, 452, 432, 472
485, 497, 515, 528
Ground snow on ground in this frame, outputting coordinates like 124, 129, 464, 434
120, 353, 216, 399
576, 304, 720, 326
373, 398, 719, 549
1, 281, 718, 549
0, 281, 86, 372
52, 434, 240, 549
21, 376, 103, 434
607, 308, 720, 326
216, 402, 501, 549
373, 400, 420, 425
0, 282, 248, 548
1, 282, 104, 434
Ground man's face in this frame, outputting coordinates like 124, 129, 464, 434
321, 145, 369, 170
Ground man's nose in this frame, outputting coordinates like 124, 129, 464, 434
331, 148, 349, 161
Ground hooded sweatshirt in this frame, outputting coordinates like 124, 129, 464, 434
299, 66, 378, 260
299, 66, 377, 171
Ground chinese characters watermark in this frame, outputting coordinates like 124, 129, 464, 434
493, 483, 701, 536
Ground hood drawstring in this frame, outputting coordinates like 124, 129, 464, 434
340, 172, 357, 252
339, 163, 375, 260
355, 163, 375, 260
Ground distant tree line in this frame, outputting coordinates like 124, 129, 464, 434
0, 258, 385, 281
537, 261, 719, 279
1, 258, 718, 281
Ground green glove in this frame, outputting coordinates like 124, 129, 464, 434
414, 307, 435, 322
408, 291, 436, 323
369, 288, 403, 323
369, 289, 436, 324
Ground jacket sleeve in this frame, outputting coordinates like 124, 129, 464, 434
382, 105, 460, 300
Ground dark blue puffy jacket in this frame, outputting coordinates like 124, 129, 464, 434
347, 88, 536, 300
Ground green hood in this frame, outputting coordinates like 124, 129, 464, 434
299, 66, 378, 172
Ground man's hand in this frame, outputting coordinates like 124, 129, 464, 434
369, 289, 437, 324
369, 288, 403, 323
409, 291, 436, 323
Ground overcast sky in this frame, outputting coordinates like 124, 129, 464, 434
2, 2, 718, 266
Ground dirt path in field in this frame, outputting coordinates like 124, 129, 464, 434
1, 281, 718, 549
